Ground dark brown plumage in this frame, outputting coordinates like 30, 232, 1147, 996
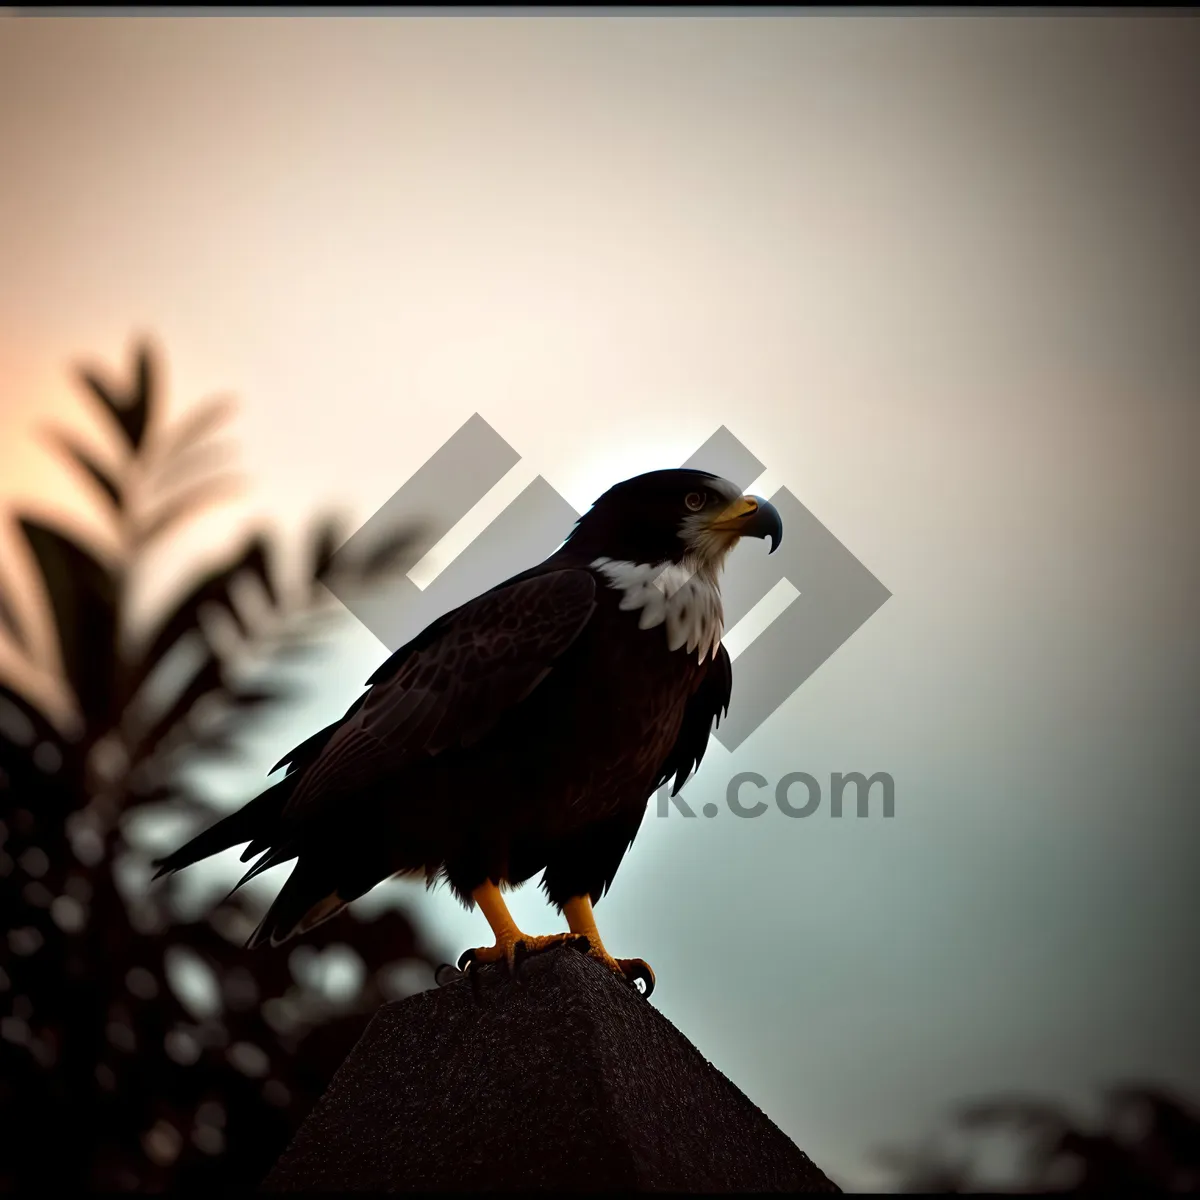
153, 468, 781, 990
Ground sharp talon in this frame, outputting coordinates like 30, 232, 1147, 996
621, 960, 655, 999
457, 948, 477, 972
434, 963, 463, 988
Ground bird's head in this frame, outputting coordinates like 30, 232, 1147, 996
564, 468, 783, 573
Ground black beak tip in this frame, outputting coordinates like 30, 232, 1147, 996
749, 497, 783, 554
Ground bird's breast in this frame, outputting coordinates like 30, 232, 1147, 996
589, 557, 724, 662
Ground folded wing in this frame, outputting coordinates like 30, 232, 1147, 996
279, 567, 598, 824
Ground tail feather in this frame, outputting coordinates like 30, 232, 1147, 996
151, 777, 292, 881
246, 859, 348, 949
157, 706, 355, 882
232, 842, 297, 891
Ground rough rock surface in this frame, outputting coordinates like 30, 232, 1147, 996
263, 946, 839, 1192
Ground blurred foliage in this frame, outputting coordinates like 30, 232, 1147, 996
877, 1083, 1200, 1194
0, 341, 440, 1192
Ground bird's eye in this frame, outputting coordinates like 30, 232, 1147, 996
684, 491, 706, 512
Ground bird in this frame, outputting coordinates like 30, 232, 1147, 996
152, 467, 782, 998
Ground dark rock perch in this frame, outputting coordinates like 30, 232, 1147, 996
262, 946, 839, 1192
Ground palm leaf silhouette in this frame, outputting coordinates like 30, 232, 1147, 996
0, 338, 439, 1192
0, 563, 29, 650
78, 342, 152, 450
43, 429, 124, 510
18, 518, 121, 732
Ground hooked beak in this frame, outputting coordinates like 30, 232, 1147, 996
708, 495, 783, 553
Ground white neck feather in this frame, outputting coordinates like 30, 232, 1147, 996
590, 557, 724, 662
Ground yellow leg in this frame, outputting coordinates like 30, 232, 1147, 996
564, 894, 655, 995
475, 880, 522, 945
458, 881, 587, 973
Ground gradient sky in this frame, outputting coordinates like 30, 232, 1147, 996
2, 12, 1198, 1190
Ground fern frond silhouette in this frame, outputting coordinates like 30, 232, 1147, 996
0, 340, 438, 1192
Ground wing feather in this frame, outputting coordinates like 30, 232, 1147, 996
281, 568, 597, 819
652, 642, 732, 796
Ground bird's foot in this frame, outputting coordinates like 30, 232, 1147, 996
577, 941, 656, 998
457, 930, 590, 977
